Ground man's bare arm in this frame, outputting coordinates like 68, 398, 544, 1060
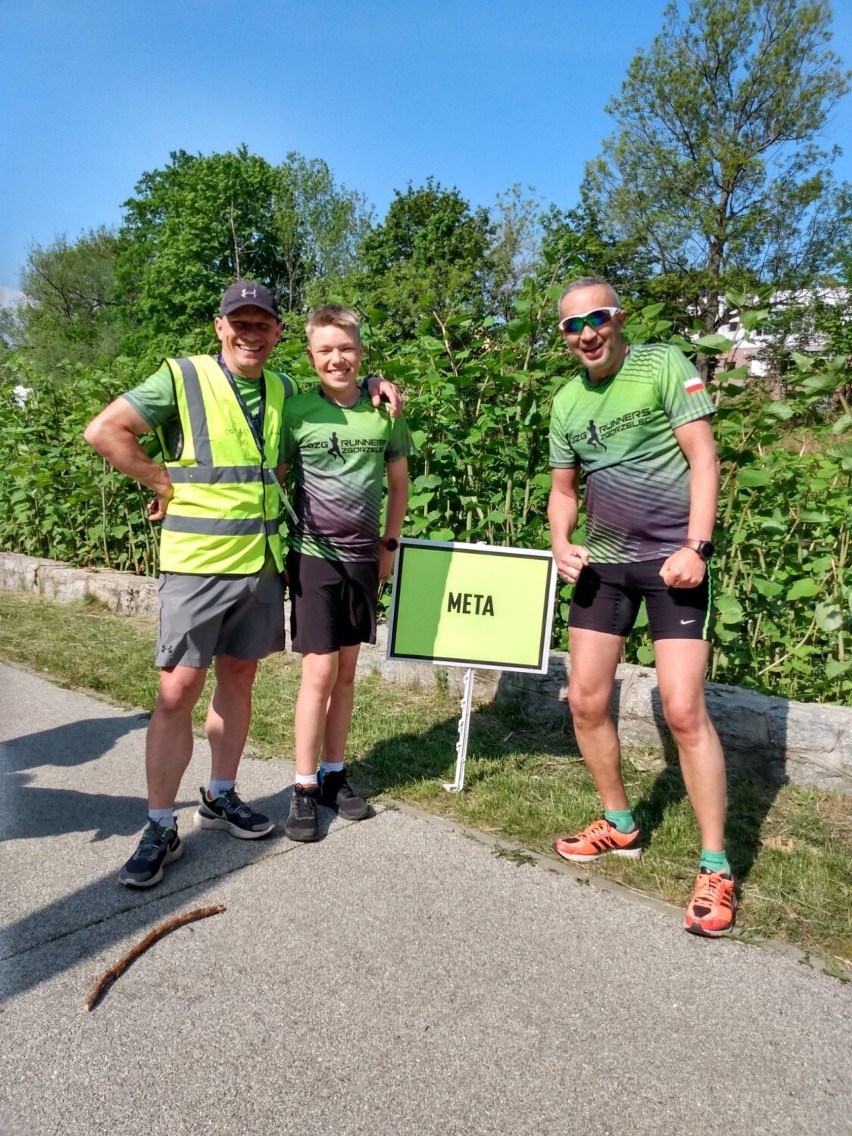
548, 466, 589, 584
659, 416, 720, 589
84, 398, 174, 520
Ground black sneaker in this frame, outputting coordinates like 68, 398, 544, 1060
284, 783, 320, 842
193, 786, 275, 839
320, 768, 370, 821
118, 820, 183, 889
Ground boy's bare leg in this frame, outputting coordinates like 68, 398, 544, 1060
322, 644, 361, 764
293, 651, 339, 779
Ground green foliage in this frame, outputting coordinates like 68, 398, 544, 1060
619, 295, 852, 703
3, 120, 850, 707
483, 184, 547, 324
3, 271, 850, 706
354, 179, 495, 338
0, 361, 159, 574
13, 228, 122, 371
116, 146, 370, 362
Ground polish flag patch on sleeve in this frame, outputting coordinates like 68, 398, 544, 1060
684, 375, 705, 394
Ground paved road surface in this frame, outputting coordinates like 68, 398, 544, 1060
1, 662, 850, 1135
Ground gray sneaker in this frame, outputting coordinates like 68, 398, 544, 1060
119, 820, 183, 889
193, 786, 275, 839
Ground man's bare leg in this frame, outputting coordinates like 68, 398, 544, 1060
653, 638, 726, 852
146, 664, 207, 809
567, 627, 629, 810
205, 654, 258, 783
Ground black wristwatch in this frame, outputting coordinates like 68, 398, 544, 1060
380, 537, 399, 552
683, 538, 715, 561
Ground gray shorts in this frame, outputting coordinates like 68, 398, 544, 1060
155, 559, 286, 669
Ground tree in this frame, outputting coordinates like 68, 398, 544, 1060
582, 0, 852, 353
13, 228, 122, 369
275, 154, 372, 311
483, 185, 545, 324
355, 179, 495, 337
116, 146, 369, 353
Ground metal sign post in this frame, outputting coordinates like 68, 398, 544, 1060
443, 667, 475, 792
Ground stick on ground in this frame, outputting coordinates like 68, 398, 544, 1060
82, 904, 226, 1012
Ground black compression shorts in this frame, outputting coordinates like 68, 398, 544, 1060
568, 559, 713, 641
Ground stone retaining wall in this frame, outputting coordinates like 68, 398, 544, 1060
2, 552, 850, 794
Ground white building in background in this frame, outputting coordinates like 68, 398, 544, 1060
0, 285, 24, 310
716, 287, 849, 377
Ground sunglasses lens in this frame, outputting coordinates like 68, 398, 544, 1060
560, 308, 615, 334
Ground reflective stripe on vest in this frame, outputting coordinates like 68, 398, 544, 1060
158, 355, 290, 575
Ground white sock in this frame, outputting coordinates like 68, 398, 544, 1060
321, 762, 345, 774
295, 772, 318, 787
208, 779, 235, 799
148, 808, 175, 829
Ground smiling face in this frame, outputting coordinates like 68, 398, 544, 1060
559, 283, 627, 382
214, 305, 282, 378
306, 322, 364, 405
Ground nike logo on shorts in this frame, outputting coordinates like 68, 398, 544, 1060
680, 619, 696, 625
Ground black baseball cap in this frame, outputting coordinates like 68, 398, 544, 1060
219, 280, 280, 320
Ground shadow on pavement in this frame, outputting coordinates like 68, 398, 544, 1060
0, 785, 305, 1003
0, 715, 148, 771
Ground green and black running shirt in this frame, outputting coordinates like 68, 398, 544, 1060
282, 387, 415, 562
548, 344, 716, 564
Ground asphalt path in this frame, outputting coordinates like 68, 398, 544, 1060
1, 662, 850, 1136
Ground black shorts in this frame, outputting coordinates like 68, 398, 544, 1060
568, 559, 713, 641
287, 551, 379, 655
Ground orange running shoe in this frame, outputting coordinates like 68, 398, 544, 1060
554, 818, 642, 863
683, 868, 738, 937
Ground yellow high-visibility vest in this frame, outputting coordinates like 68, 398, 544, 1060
157, 355, 293, 575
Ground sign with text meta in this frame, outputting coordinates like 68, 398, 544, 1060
386, 539, 556, 673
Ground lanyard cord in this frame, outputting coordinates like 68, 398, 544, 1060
215, 354, 299, 525
216, 354, 266, 455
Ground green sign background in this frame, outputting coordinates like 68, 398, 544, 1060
387, 540, 555, 672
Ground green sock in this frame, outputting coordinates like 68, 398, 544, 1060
604, 808, 636, 834
699, 849, 731, 876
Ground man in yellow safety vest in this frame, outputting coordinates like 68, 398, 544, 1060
85, 281, 400, 888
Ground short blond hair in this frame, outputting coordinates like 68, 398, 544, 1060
305, 304, 361, 343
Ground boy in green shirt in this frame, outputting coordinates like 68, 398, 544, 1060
281, 305, 414, 841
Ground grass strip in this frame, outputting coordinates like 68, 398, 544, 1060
1, 589, 850, 974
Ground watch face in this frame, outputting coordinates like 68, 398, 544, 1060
383, 538, 399, 552
699, 540, 715, 559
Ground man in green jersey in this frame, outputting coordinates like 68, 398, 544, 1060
280, 304, 414, 842
547, 276, 735, 937
84, 282, 400, 888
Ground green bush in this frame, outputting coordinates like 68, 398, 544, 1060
1, 287, 848, 705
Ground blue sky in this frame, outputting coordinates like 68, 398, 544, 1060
2, 0, 852, 295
